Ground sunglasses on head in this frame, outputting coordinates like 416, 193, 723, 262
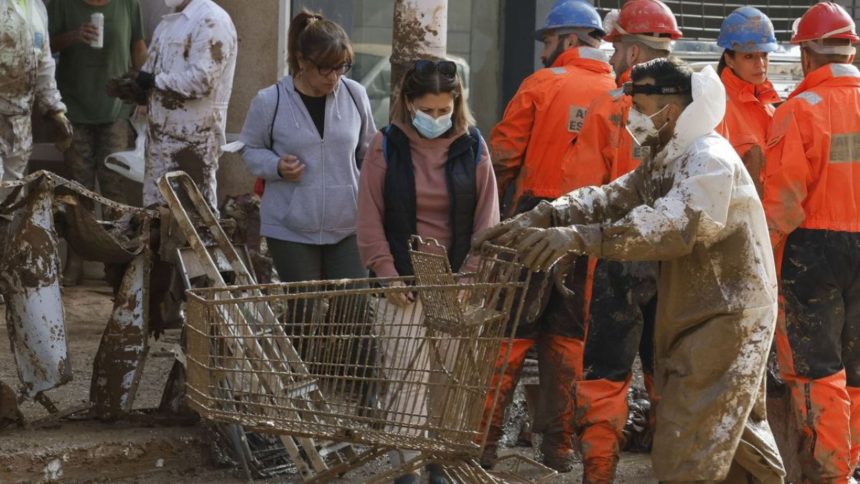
414, 60, 457, 78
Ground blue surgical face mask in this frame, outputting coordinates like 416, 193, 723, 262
412, 110, 453, 139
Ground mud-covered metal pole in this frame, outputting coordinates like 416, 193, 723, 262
390, 0, 448, 119
0, 178, 71, 398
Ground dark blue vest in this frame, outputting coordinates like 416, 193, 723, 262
381, 124, 482, 276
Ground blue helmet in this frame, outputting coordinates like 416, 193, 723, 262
535, 0, 605, 41
717, 6, 778, 53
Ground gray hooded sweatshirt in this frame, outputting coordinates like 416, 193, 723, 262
240, 76, 376, 245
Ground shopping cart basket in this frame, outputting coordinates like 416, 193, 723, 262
184, 239, 536, 479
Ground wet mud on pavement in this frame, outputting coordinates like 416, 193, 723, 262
0, 284, 657, 482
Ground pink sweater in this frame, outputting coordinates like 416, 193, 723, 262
357, 121, 500, 277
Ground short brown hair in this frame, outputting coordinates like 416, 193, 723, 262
391, 59, 474, 133
287, 9, 353, 75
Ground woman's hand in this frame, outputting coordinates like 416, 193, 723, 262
385, 280, 415, 308
278, 154, 305, 181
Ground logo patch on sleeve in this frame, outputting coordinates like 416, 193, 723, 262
568, 106, 587, 133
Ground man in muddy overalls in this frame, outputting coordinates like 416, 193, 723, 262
126, 0, 236, 210
0, 0, 73, 196
478, 58, 786, 482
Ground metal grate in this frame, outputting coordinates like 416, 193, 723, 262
592, 1, 860, 42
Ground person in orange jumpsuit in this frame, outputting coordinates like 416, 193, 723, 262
715, 6, 781, 196
480, 0, 614, 472
558, 1, 681, 481
763, 2, 860, 481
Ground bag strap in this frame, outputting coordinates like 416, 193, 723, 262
342, 79, 365, 167
268, 82, 280, 150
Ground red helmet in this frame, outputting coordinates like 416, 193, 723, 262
791, 2, 859, 44
604, 0, 683, 43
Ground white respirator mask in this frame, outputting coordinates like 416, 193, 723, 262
626, 105, 669, 146
164, 0, 184, 9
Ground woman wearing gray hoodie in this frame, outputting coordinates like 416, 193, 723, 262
239, 10, 376, 282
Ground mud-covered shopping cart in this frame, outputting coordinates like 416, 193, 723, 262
184, 236, 555, 483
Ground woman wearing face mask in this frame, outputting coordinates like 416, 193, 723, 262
715, 6, 781, 196
356, 59, 499, 484
240, 10, 376, 283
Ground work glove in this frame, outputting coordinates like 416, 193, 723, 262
472, 200, 555, 249
513, 226, 585, 272
106, 71, 153, 105
48, 111, 74, 152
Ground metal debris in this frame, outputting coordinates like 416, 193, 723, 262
0, 171, 153, 417
90, 249, 152, 418
623, 386, 653, 453
0, 178, 71, 398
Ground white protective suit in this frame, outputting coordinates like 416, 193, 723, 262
142, 0, 237, 209
549, 66, 786, 481
0, 0, 65, 182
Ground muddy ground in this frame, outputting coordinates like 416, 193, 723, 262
0, 283, 657, 483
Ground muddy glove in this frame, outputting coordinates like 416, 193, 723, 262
107, 71, 152, 105
472, 200, 555, 249
48, 111, 74, 152
513, 226, 585, 272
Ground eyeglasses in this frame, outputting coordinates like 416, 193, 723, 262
414, 60, 457, 78
310, 60, 352, 77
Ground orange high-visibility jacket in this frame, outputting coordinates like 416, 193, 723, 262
715, 68, 780, 188
716, 68, 780, 158
491, 47, 615, 207
763, 63, 860, 247
560, 70, 648, 191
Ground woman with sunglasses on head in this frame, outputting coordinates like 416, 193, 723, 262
239, 9, 376, 283
356, 59, 499, 484
715, 6, 781, 196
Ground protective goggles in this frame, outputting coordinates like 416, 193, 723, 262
414, 60, 457, 78
622, 82, 692, 96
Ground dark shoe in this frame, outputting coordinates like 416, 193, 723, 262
479, 444, 498, 469
393, 472, 420, 484
427, 463, 449, 484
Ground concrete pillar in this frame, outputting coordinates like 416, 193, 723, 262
390, 0, 448, 112
213, 0, 287, 203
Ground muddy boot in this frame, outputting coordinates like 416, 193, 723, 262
479, 443, 499, 469
62, 249, 84, 286
540, 443, 575, 473
582, 456, 619, 483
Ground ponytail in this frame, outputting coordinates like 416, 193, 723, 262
287, 9, 353, 75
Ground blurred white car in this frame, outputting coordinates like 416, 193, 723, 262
351, 43, 471, 129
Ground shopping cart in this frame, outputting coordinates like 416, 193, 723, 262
184, 236, 554, 481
